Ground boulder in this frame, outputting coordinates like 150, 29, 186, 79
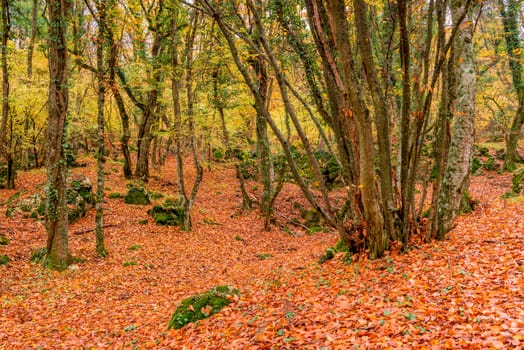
6, 175, 95, 223
124, 185, 150, 205
168, 286, 240, 330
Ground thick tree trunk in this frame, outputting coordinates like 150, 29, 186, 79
45, 0, 72, 271
499, 0, 524, 171
435, 0, 476, 239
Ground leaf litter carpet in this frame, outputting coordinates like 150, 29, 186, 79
0, 160, 522, 349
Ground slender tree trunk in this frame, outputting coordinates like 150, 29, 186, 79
45, 0, 72, 271
435, 0, 477, 239
134, 11, 164, 181
95, 0, 107, 257
0, 0, 9, 161
27, 0, 38, 78
249, 40, 273, 231
106, 22, 133, 179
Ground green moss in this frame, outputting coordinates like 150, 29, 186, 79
168, 286, 240, 330
123, 261, 137, 267
256, 253, 273, 260
319, 240, 350, 264
149, 192, 164, 200
148, 204, 184, 226
483, 157, 498, 171
334, 239, 349, 252
37, 201, 45, 216
0, 255, 9, 265
30, 247, 47, 264
512, 168, 524, 194
0, 235, 9, 245
124, 187, 151, 205
108, 192, 122, 199
128, 245, 142, 251
471, 157, 482, 174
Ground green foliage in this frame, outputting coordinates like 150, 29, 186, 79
512, 168, 524, 194
0, 235, 9, 245
471, 157, 482, 174
483, 157, 498, 171
123, 261, 137, 267
168, 286, 240, 330
108, 192, 122, 199
319, 240, 350, 264
459, 191, 478, 214
0, 255, 9, 266
128, 245, 142, 251
256, 253, 273, 260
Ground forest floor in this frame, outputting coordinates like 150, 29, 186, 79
0, 157, 523, 349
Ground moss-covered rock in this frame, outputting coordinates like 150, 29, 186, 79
168, 286, 240, 330
124, 186, 150, 205
6, 175, 95, 223
66, 175, 96, 223
148, 203, 184, 226
0, 235, 8, 245
0, 255, 10, 266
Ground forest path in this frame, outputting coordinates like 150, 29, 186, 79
0, 159, 522, 349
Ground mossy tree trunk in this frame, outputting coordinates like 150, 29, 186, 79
94, 0, 108, 257
434, 0, 477, 239
45, 0, 72, 271
0, 0, 15, 190
499, 0, 524, 171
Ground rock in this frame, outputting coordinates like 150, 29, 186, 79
148, 202, 184, 226
124, 185, 150, 205
168, 286, 240, 330
66, 175, 95, 222
6, 174, 95, 223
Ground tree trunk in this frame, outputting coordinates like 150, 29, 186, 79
27, 0, 38, 78
435, 0, 477, 239
95, 0, 107, 257
0, 0, 10, 163
45, 0, 72, 271
500, 0, 524, 171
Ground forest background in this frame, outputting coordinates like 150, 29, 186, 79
0, 0, 523, 348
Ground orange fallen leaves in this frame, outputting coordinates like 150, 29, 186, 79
0, 159, 523, 348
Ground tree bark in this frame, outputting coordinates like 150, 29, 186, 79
45, 0, 72, 271
499, 0, 524, 171
27, 0, 38, 78
435, 0, 477, 239
95, 0, 107, 257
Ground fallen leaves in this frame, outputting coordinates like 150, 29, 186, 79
0, 160, 523, 348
